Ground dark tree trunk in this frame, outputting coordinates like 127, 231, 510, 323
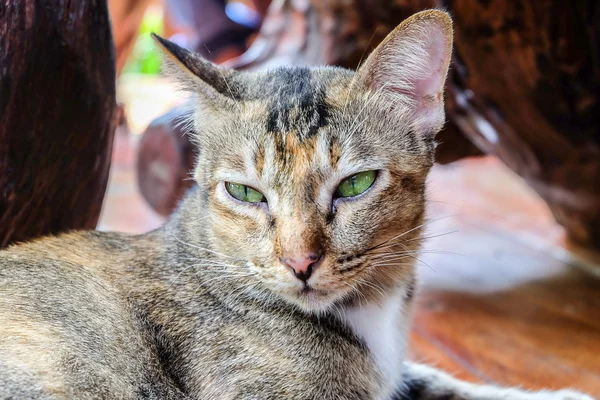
0, 0, 117, 248
444, 0, 600, 248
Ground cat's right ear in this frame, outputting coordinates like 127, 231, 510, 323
151, 34, 237, 107
356, 10, 453, 134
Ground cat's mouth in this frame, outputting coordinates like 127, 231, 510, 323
298, 286, 324, 299
273, 271, 350, 313
288, 284, 341, 313
300, 285, 314, 294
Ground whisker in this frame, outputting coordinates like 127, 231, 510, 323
420, 249, 465, 257
168, 261, 251, 288
369, 262, 415, 268
171, 236, 244, 261
369, 251, 414, 259
168, 264, 202, 288
369, 249, 464, 262
200, 272, 256, 286
408, 230, 459, 242
395, 241, 436, 272
366, 214, 458, 253
356, 278, 387, 299
178, 258, 249, 269
342, 281, 368, 305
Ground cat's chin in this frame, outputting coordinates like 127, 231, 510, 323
281, 287, 344, 314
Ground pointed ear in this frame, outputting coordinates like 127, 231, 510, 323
151, 34, 238, 106
357, 10, 453, 134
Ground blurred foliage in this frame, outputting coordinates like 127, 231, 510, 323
122, 8, 164, 75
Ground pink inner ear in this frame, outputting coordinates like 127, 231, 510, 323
367, 18, 451, 132
411, 26, 449, 130
410, 25, 449, 102
369, 20, 452, 99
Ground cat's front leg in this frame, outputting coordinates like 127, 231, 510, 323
396, 362, 595, 400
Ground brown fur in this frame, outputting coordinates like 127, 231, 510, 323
0, 10, 593, 400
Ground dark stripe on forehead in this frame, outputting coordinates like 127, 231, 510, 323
263, 67, 331, 139
329, 137, 341, 169
253, 145, 265, 177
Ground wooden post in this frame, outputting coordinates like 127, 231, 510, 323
137, 107, 196, 216
0, 0, 118, 247
445, 0, 600, 248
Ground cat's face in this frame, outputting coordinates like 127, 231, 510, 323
157, 10, 453, 313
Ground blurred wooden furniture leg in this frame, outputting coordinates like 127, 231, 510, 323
137, 107, 196, 216
0, 0, 117, 248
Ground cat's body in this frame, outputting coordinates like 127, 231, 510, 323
1, 205, 592, 400
0, 221, 382, 399
0, 10, 594, 400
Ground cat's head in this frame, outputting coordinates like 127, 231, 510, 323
156, 10, 453, 313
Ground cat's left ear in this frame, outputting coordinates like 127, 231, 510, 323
151, 33, 238, 108
357, 10, 453, 134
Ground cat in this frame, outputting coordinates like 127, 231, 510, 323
0, 10, 594, 400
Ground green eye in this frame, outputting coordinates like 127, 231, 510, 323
225, 182, 265, 203
336, 170, 377, 198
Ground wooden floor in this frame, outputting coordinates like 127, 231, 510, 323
409, 159, 600, 396
99, 131, 600, 397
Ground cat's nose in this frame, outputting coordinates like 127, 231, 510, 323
281, 252, 323, 282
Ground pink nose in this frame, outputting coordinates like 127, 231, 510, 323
281, 252, 323, 282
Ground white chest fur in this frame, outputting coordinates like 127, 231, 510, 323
340, 289, 410, 400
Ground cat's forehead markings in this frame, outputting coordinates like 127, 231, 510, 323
328, 137, 342, 170
253, 67, 331, 140
253, 144, 266, 178
220, 153, 246, 172
254, 129, 337, 186
242, 68, 348, 185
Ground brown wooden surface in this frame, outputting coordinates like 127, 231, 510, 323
104, 137, 600, 397
410, 157, 600, 395
0, 0, 117, 248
